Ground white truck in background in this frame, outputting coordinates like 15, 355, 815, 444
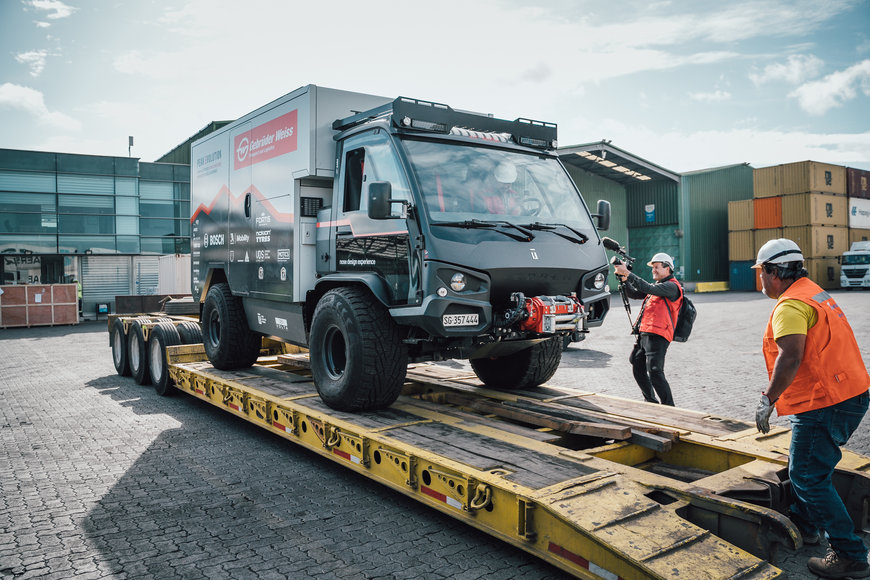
840, 240, 870, 288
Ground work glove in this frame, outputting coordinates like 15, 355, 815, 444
755, 394, 775, 434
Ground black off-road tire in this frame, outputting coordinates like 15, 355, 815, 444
176, 321, 203, 345
111, 318, 131, 376
202, 283, 261, 370
128, 320, 151, 385
309, 287, 408, 411
149, 322, 182, 396
470, 337, 562, 389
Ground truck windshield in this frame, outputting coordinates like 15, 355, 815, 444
843, 255, 870, 265
401, 139, 595, 230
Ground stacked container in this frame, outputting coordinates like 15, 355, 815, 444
726, 199, 755, 290
848, 167, 870, 243
749, 161, 847, 289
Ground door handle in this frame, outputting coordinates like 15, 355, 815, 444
244, 193, 252, 218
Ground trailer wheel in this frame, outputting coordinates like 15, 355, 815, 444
176, 321, 203, 345
202, 283, 261, 370
128, 320, 151, 385
470, 337, 562, 389
149, 322, 181, 396
111, 318, 131, 376
309, 287, 408, 411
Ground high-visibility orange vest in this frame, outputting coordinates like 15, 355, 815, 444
638, 279, 682, 342
763, 277, 869, 416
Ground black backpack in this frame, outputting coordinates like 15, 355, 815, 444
668, 284, 696, 343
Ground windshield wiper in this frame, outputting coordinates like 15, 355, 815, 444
434, 220, 534, 242
520, 222, 589, 245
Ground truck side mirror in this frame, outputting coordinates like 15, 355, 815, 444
593, 199, 611, 231
368, 181, 407, 220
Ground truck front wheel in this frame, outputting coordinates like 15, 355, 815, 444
202, 283, 261, 370
470, 337, 562, 389
309, 287, 408, 411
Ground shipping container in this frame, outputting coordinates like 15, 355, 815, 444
849, 197, 870, 229
728, 199, 753, 231
728, 260, 757, 291
782, 193, 848, 227
804, 257, 840, 290
753, 165, 780, 198
728, 231, 753, 261
780, 161, 846, 196
753, 196, 782, 229
851, 228, 870, 243
753, 228, 783, 255
680, 163, 753, 282
847, 167, 870, 199
783, 225, 849, 258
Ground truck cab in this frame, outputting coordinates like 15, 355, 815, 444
841, 240, 870, 288
191, 87, 610, 411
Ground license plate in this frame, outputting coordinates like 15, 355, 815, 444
442, 313, 479, 327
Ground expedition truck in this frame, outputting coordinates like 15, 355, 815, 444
841, 240, 870, 288
190, 85, 611, 411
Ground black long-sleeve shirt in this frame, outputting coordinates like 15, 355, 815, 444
622, 273, 681, 302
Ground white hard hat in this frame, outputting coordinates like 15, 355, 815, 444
494, 162, 517, 184
647, 252, 674, 269
751, 238, 804, 269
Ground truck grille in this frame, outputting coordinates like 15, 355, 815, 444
844, 268, 869, 279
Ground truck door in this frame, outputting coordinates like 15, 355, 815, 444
330, 132, 414, 305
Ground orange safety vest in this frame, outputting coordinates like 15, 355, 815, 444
637, 278, 682, 342
763, 277, 870, 416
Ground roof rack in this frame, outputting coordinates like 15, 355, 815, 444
333, 97, 558, 150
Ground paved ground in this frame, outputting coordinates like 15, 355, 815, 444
1, 289, 869, 579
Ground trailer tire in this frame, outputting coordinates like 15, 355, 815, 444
309, 287, 408, 411
176, 321, 203, 345
202, 283, 261, 370
128, 320, 151, 385
470, 337, 562, 389
149, 322, 181, 396
111, 318, 131, 376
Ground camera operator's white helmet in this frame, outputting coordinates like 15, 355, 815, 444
647, 252, 674, 270
751, 238, 804, 269
494, 161, 517, 184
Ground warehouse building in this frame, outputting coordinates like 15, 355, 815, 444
0, 148, 190, 319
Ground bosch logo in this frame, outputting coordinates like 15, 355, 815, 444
236, 137, 250, 163
203, 233, 209, 248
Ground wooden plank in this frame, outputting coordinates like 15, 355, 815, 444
444, 393, 631, 440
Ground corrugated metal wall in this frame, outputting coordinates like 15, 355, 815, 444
626, 181, 679, 227
564, 165, 627, 290
81, 256, 131, 315
627, 224, 681, 280
681, 164, 753, 282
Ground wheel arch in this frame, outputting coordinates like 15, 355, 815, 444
304, 273, 392, 336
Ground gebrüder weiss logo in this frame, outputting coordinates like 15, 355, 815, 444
236, 137, 250, 163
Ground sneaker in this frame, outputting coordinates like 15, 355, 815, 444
807, 548, 870, 578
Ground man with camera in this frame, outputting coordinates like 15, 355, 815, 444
613, 252, 683, 406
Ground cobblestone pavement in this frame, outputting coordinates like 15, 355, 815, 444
1, 289, 868, 579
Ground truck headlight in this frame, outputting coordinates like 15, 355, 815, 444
450, 273, 466, 292
593, 272, 606, 290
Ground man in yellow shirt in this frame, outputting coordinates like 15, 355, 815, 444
753, 238, 870, 578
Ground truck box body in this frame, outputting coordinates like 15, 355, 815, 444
841, 240, 870, 288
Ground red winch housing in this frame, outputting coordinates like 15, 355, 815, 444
518, 295, 583, 334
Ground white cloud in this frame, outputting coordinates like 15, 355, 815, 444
15, 49, 50, 77
0, 83, 81, 131
25, 0, 77, 20
749, 54, 824, 85
789, 59, 870, 115
689, 90, 731, 102
34, 21, 51, 28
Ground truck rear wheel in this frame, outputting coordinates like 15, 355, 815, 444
202, 283, 261, 370
128, 320, 151, 385
309, 287, 408, 411
149, 322, 181, 396
470, 337, 562, 389
111, 318, 131, 376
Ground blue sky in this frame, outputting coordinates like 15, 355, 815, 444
1, 0, 869, 172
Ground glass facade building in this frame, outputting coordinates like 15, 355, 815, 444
0, 148, 190, 317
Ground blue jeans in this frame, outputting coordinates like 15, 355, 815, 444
789, 390, 869, 561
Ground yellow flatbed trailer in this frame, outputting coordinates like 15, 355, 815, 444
110, 315, 870, 579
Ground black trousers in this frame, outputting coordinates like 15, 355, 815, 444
630, 332, 674, 406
